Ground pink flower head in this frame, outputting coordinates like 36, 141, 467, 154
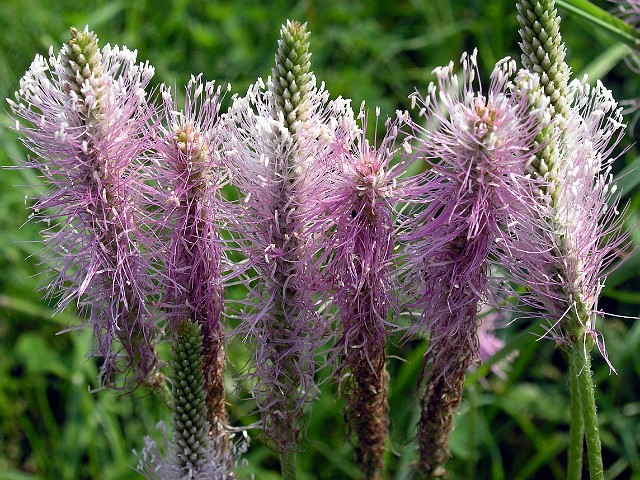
8, 27, 159, 388
149, 75, 232, 445
504, 78, 627, 367
151, 75, 228, 335
222, 72, 356, 449
318, 104, 415, 364
405, 50, 548, 476
406, 51, 546, 355
308, 103, 417, 476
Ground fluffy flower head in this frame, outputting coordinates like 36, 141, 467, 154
8, 27, 159, 387
407, 51, 547, 296
506, 77, 627, 364
222, 24, 357, 450
152, 75, 228, 332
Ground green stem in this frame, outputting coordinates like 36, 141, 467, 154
466, 383, 478, 480
281, 449, 298, 480
568, 351, 585, 480
568, 343, 604, 480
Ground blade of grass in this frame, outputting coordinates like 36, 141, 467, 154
0, 294, 75, 325
578, 43, 629, 82
558, 0, 640, 49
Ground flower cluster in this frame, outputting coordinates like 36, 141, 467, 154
8, 10, 632, 480
308, 104, 416, 477
407, 51, 547, 366
8, 27, 159, 388
149, 75, 233, 453
504, 78, 626, 363
222, 21, 357, 451
404, 51, 552, 476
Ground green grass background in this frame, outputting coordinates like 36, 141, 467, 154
1, 0, 640, 478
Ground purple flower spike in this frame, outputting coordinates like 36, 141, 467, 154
504, 78, 627, 368
8, 27, 159, 389
407, 52, 546, 343
316, 104, 415, 478
405, 51, 547, 477
323, 105, 412, 359
222, 20, 357, 452
150, 75, 232, 451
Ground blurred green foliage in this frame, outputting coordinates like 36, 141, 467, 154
1, 0, 639, 478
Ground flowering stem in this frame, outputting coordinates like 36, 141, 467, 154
159, 85, 231, 458
280, 449, 298, 480
11, 26, 160, 387
569, 342, 604, 480
517, 3, 609, 476
567, 360, 584, 480
170, 320, 216, 474
408, 53, 538, 478
263, 19, 315, 451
